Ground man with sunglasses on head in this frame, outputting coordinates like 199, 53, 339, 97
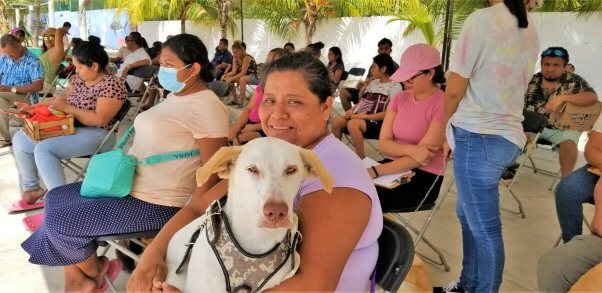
524, 46, 598, 179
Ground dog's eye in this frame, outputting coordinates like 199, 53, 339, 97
246, 166, 259, 174
285, 167, 297, 175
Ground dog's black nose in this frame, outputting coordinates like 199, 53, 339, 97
263, 202, 288, 224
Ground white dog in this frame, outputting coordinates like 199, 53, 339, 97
164, 137, 334, 292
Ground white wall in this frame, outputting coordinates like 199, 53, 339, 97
52, 9, 130, 48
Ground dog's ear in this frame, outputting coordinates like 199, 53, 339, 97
196, 146, 242, 186
298, 148, 334, 193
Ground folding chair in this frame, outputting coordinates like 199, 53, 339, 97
126, 66, 157, 118
386, 166, 453, 272
61, 100, 132, 182
375, 217, 415, 292
499, 110, 548, 218
526, 139, 562, 191
96, 229, 160, 292
553, 200, 596, 247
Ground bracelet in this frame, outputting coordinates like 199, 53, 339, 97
371, 166, 379, 178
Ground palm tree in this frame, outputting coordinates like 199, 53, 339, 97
216, 0, 234, 38
388, 0, 436, 46
0, 0, 9, 33
249, 0, 396, 45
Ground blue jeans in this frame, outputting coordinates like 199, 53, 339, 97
452, 127, 520, 292
554, 165, 596, 242
12, 127, 114, 191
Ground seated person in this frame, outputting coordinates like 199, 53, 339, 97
117, 32, 152, 92
555, 113, 602, 242
21, 34, 229, 292
538, 175, 602, 291
221, 40, 258, 106
0, 34, 44, 148
11, 41, 125, 209
148, 41, 162, 66
327, 46, 345, 93
10, 28, 26, 43
211, 38, 233, 80
128, 52, 383, 292
229, 48, 289, 145
39, 27, 67, 95
524, 47, 598, 178
304, 41, 324, 60
110, 37, 131, 64
331, 53, 403, 158
366, 44, 446, 212
339, 38, 399, 111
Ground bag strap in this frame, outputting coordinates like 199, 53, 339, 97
140, 149, 200, 165
115, 125, 135, 149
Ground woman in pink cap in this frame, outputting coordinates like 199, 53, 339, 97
366, 43, 447, 213
443, 0, 539, 291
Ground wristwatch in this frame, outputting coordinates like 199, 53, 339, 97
11, 86, 17, 93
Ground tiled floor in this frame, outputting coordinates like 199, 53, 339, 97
0, 103, 595, 292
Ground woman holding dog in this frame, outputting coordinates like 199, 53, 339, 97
129, 52, 383, 291
443, 0, 539, 291
21, 34, 229, 292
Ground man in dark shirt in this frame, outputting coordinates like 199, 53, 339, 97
212, 38, 233, 80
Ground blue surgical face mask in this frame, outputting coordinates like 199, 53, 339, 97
158, 64, 192, 93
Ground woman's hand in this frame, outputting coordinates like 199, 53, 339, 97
50, 96, 70, 113
240, 124, 254, 133
13, 101, 34, 112
409, 145, 439, 166
228, 128, 240, 141
127, 250, 168, 292
350, 114, 367, 120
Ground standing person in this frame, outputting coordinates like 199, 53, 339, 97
62, 22, 72, 50
442, 0, 540, 291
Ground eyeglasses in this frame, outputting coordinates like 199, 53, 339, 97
406, 71, 426, 83
126, 39, 135, 43
542, 49, 566, 57
43, 36, 55, 41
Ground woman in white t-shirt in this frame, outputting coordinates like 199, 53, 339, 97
442, 0, 540, 291
21, 34, 229, 292
332, 54, 403, 158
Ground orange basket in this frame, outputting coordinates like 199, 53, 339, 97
24, 115, 75, 142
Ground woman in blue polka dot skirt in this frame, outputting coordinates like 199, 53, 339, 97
21, 34, 229, 291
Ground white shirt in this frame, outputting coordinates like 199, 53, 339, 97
447, 3, 540, 150
117, 47, 150, 91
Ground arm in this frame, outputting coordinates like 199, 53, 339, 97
442, 72, 469, 158
121, 59, 152, 77
48, 28, 66, 64
375, 122, 445, 176
231, 91, 257, 137
351, 111, 385, 121
222, 59, 238, 79
330, 66, 343, 84
269, 188, 371, 291
2, 80, 44, 94
229, 56, 252, 81
127, 137, 228, 291
585, 131, 602, 170
558, 92, 598, 106
52, 97, 123, 127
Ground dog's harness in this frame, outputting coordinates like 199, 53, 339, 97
175, 196, 302, 293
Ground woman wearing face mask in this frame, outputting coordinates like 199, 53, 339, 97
21, 34, 229, 292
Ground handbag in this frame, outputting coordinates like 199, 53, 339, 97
80, 126, 200, 198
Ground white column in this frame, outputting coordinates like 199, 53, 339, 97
15, 8, 20, 27
48, 0, 55, 27
78, 0, 87, 40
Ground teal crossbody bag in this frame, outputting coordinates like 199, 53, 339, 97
80, 126, 200, 198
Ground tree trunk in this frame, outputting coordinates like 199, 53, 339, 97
304, 0, 317, 45
33, 1, 41, 48
180, 0, 191, 34
0, 0, 9, 33
79, 0, 89, 40
217, 0, 233, 39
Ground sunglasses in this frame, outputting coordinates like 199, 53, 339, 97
542, 49, 566, 57
406, 71, 426, 83
43, 36, 55, 41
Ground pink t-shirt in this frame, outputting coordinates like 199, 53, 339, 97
248, 84, 263, 123
387, 89, 445, 175
295, 134, 383, 291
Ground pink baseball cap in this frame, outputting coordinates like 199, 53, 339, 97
390, 43, 441, 82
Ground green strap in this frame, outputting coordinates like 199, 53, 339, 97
114, 126, 200, 165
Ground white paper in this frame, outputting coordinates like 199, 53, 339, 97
362, 157, 413, 189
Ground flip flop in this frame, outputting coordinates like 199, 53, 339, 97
96, 259, 123, 293
22, 213, 44, 232
8, 199, 45, 212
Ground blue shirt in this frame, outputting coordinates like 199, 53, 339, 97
0, 49, 44, 87
211, 49, 233, 67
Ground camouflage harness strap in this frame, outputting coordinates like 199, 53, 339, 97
175, 197, 301, 293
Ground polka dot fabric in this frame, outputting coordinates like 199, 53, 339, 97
21, 182, 180, 266
66, 74, 127, 130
